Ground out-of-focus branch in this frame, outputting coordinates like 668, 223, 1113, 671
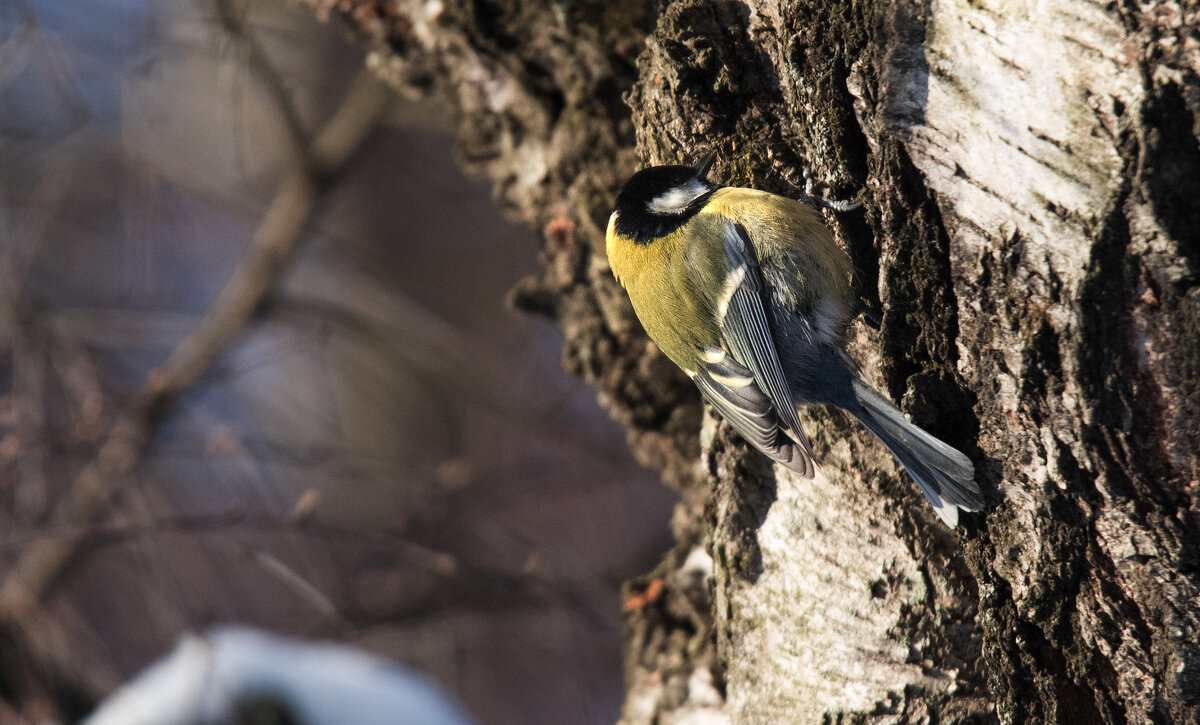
216, 0, 386, 175
2, 141, 83, 523
216, 0, 310, 153
0, 510, 458, 573
0, 39, 390, 625
5, 509, 619, 634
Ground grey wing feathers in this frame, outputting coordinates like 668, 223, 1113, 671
688, 219, 815, 477
695, 362, 814, 478
717, 221, 814, 460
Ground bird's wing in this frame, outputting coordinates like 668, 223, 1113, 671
693, 355, 814, 477
691, 219, 815, 475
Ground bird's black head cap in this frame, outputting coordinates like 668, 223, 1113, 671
613, 152, 719, 244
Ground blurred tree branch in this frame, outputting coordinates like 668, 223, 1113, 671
1, 2, 666, 722
0, 2, 388, 653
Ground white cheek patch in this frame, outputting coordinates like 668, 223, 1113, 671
647, 179, 708, 215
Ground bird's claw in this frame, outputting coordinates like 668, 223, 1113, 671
802, 166, 862, 212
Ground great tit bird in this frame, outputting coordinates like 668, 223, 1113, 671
605, 152, 984, 526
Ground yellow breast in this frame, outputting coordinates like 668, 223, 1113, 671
605, 212, 722, 371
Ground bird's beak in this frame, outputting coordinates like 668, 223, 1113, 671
693, 150, 718, 180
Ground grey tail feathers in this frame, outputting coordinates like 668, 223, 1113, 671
848, 378, 984, 527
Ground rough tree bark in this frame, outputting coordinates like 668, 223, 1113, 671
305, 0, 1199, 722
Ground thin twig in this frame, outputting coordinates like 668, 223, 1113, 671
1, 511, 459, 576
216, 0, 310, 153
252, 550, 342, 622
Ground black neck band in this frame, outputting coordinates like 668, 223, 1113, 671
613, 189, 717, 244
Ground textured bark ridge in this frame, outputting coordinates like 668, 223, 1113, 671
309, 0, 1199, 722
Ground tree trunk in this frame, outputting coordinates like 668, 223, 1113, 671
312, 0, 1200, 721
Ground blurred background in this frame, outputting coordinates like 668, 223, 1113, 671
0, 1, 677, 722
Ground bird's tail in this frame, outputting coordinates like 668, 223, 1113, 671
847, 378, 984, 527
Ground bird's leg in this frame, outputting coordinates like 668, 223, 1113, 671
801, 166, 862, 212
798, 167, 874, 326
